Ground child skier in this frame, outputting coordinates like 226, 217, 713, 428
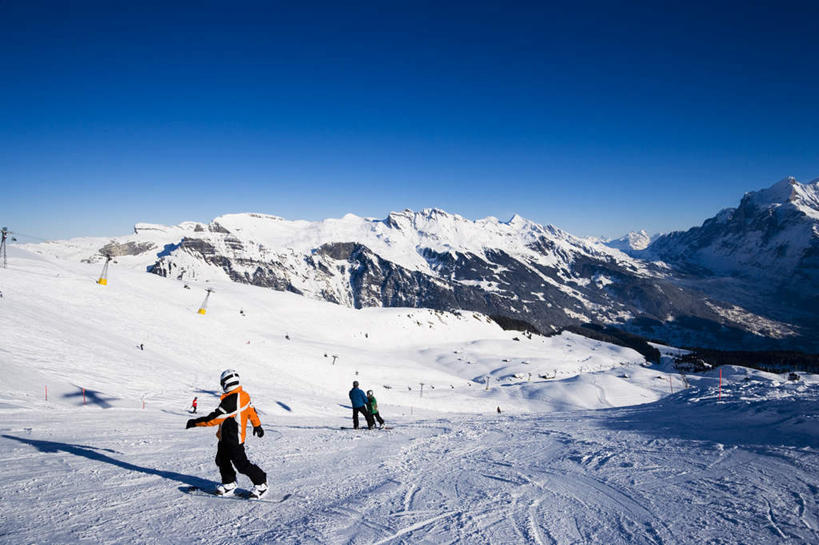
366, 390, 385, 428
186, 369, 268, 498
349, 381, 374, 429
190, 397, 198, 414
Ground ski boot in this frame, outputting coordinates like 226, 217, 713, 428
216, 481, 238, 496
249, 482, 269, 499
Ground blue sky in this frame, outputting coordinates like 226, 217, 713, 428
2, 1, 817, 241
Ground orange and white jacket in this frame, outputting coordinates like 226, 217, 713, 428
190, 386, 261, 445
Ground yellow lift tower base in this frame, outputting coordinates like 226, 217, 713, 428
97, 278, 107, 286
197, 308, 207, 315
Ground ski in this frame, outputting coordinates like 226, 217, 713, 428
180, 485, 294, 503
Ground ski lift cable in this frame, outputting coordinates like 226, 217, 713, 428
8, 231, 50, 242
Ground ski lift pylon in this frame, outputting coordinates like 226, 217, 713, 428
198, 287, 215, 315
97, 254, 112, 285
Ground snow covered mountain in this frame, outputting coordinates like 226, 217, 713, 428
603, 230, 654, 252
639, 176, 819, 345
646, 177, 819, 278
23, 203, 802, 351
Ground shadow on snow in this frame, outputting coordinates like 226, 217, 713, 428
598, 388, 819, 450
62, 387, 117, 409
2, 434, 212, 489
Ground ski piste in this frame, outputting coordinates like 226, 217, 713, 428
339, 426, 393, 430
180, 485, 297, 503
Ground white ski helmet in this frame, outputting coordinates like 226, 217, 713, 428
220, 369, 240, 392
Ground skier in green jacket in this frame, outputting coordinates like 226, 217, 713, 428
366, 390, 385, 428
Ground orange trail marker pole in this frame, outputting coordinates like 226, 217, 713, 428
718, 369, 722, 400
82, 388, 86, 405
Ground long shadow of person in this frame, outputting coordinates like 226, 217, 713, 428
2, 434, 212, 489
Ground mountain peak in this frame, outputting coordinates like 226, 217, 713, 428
741, 176, 819, 218
506, 213, 527, 225
605, 230, 653, 252
743, 176, 799, 208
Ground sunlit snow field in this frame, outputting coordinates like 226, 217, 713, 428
1, 246, 817, 544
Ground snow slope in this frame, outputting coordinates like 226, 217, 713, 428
0, 245, 654, 416
1, 246, 818, 544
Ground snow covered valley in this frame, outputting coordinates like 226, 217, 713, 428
1, 246, 818, 544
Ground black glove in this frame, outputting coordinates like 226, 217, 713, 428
186, 419, 197, 429
253, 426, 264, 438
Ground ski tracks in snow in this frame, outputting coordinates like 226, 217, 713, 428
1, 409, 818, 544
263, 417, 680, 544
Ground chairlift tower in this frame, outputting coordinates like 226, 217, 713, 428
97, 254, 112, 285
1, 227, 14, 269
198, 288, 215, 315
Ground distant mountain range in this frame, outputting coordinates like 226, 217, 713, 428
612, 176, 819, 348
602, 230, 655, 252
24, 177, 819, 352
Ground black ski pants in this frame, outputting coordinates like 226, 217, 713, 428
372, 411, 385, 426
215, 441, 266, 485
352, 406, 374, 429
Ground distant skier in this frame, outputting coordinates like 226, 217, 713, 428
190, 397, 198, 414
186, 369, 268, 498
139, 343, 144, 351
366, 390, 385, 428
349, 381, 374, 429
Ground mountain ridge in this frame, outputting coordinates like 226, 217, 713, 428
18, 177, 818, 352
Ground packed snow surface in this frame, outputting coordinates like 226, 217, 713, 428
1, 246, 818, 544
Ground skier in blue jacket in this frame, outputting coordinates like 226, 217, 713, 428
349, 381, 374, 429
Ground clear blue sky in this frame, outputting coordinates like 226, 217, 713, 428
2, 1, 818, 241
